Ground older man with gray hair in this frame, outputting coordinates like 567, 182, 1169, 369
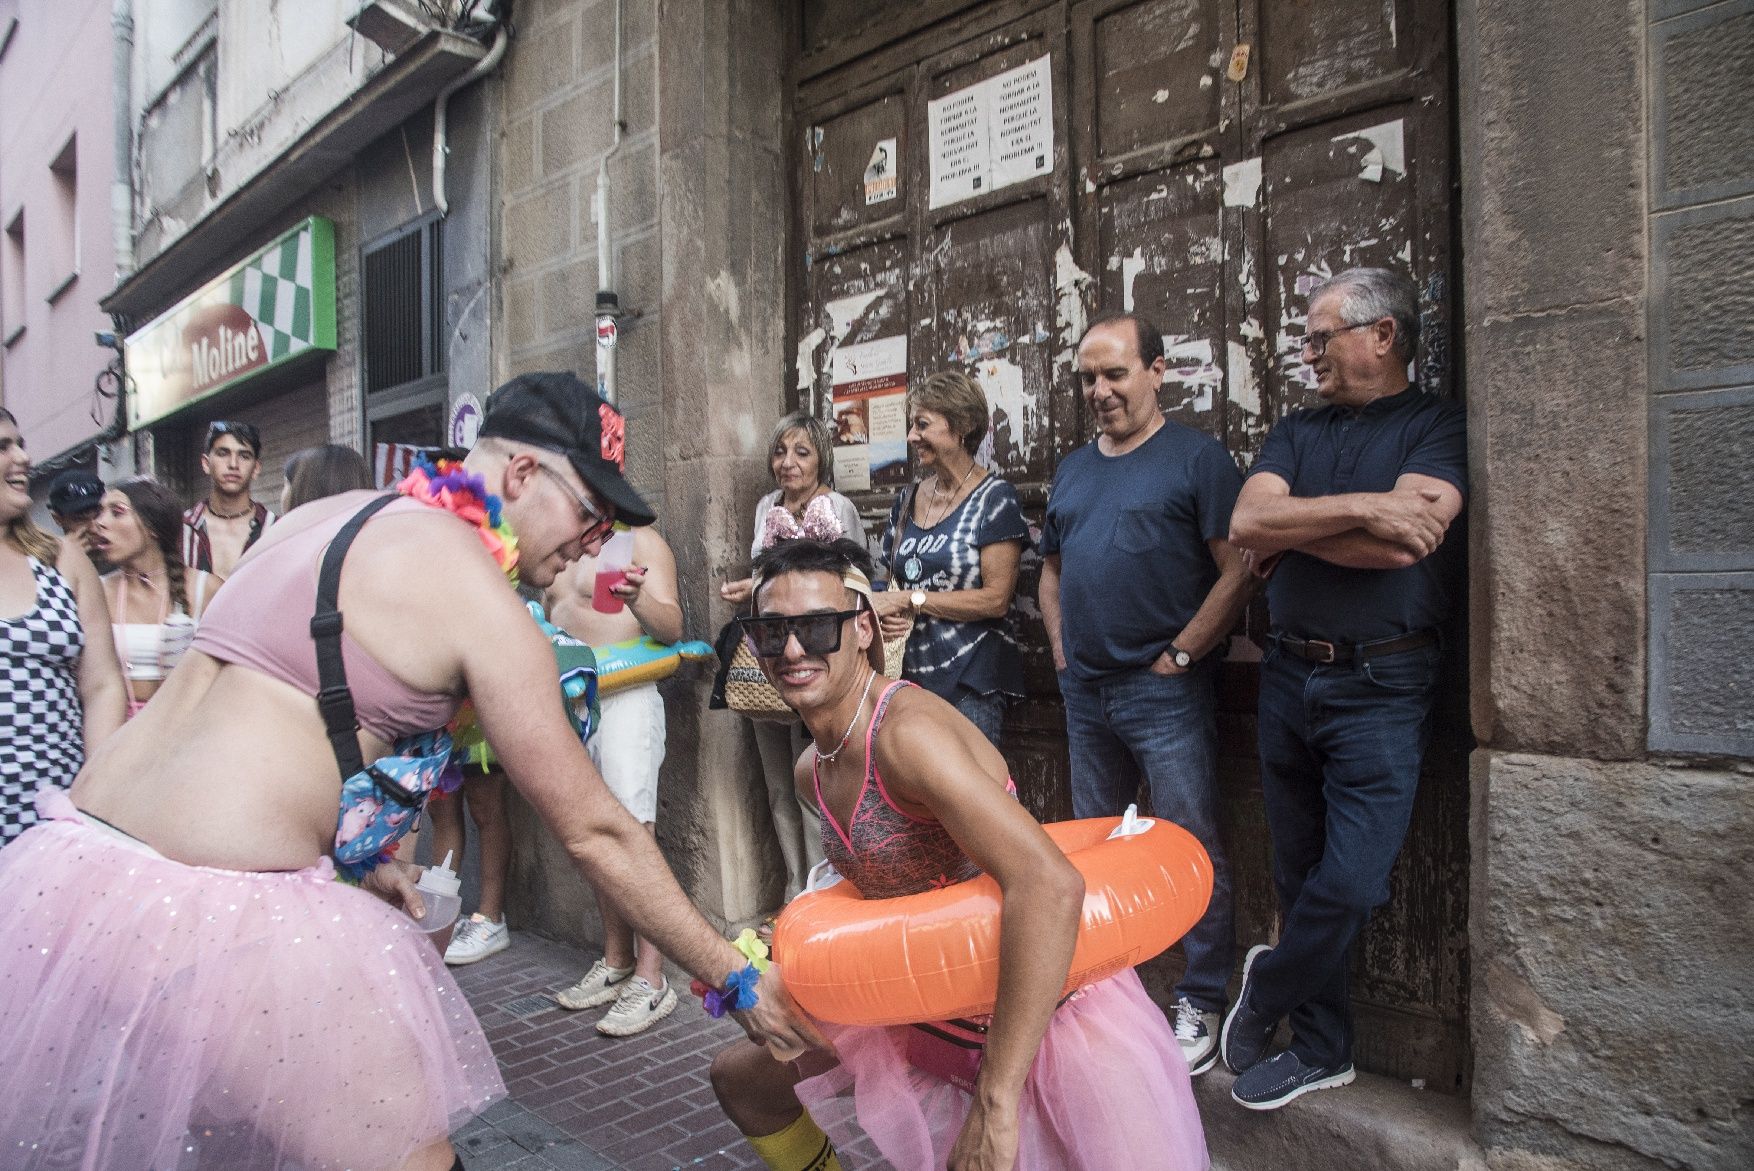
1221, 267, 1467, 1110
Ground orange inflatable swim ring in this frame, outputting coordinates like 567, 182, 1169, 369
773, 809, 1213, 1027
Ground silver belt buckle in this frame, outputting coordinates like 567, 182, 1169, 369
1307, 639, 1338, 664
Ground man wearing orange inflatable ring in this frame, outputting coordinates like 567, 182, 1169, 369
706, 538, 1209, 1171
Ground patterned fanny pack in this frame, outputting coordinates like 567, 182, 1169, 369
313, 495, 453, 879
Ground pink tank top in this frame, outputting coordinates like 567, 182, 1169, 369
814, 680, 1017, 899
190, 494, 460, 741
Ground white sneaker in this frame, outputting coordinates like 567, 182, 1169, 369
554, 958, 634, 1011
443, 914, 510, 966
1174, 995, 1221, 1075
596, 976, 678, 1037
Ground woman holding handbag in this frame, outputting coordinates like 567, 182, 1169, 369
721, 412, 866, 899
871, 372, 1028, 748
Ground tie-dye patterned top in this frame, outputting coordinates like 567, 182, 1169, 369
813, 680, 1017, 899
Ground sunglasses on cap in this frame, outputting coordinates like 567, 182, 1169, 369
737, 608, 868, 659
205, 420, 262, 454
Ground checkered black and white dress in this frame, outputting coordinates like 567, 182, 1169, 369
1, 557, 86, 846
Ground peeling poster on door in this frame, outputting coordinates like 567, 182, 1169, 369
831, 335, 909, 491
864, 138, 898, 205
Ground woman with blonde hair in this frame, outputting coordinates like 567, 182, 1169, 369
721, 410, 867, 899
870, 370, 1029, 748
0, 409, 125, 845
91, 478, 221, 719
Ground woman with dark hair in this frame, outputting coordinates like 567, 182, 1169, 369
91, 478, 221, 719
282, 443, 373, 512
0, 409, 125, 846
871, 371, 1029, 748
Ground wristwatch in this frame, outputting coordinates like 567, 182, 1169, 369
1169, 645, 1193, 669
910, 589, 927, 613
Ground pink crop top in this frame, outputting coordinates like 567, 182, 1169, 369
190, 494, 461, 741
814, 680, 1018, 899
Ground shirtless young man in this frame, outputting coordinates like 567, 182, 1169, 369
0, 373, 822, 1171
182, 419, 276, 579
548, 522, 689, 1035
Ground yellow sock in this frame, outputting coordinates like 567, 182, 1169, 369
746, 1110, 843, 1171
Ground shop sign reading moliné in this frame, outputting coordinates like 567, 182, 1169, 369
125, 217, 338, 429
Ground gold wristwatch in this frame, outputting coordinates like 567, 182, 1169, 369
910, 589, 927, 613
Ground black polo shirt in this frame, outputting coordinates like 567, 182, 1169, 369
1248, 386, 1467, 644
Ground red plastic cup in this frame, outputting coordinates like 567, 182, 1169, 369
592, 568, 629, 613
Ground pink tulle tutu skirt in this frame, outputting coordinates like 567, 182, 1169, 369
795, 969, 1209, 1170
0, 788, 504, 1170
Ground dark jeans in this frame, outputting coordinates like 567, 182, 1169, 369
1250, 638, 1442, 1068
951, 687, 1006, 749
1058, 661, 1233, 1012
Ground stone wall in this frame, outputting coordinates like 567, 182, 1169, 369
1461, 1, 1754, 1168
501, 0, 790, 939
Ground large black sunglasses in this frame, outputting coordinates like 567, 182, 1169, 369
737, 608, 865, 658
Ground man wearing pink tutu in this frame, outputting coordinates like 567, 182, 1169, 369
707, 538, 1208, 1171
0, 373, 822, 1171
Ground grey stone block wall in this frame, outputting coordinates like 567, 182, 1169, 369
1649, 0, 1754, 756
1462, 0, 1754, 1168
1460, 0, 1648, 761
1470, 753, 1754, 1171
498, 0, 789, 932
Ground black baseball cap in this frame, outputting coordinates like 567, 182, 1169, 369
47, 469, 105, 518
476, 372, 655, 527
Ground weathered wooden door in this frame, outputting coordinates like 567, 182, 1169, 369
790, 0, 1465, 1087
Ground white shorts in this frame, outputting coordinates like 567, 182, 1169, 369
585, 683, 665, 824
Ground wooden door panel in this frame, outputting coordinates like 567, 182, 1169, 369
1096, 163, 1229, 439
1092, 0, 1227, 158
1260, 105, 1427, 416
1258, 0, 1418, 108
925, 197, 1065, 484
807, 93, 910, 238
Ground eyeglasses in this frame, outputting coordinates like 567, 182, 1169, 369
535, 462, 615, 543
206, 420, 261, 454
737, 609, 864, 658
1299, 320, 1381, 359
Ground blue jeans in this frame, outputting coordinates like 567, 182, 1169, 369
1250, 639, 1442, 1068
952, 687, 1006, 749
1057, 662, 1233, 1012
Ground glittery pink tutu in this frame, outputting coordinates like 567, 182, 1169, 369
0, 788, 504, 1170
795, 969, 1209, 1170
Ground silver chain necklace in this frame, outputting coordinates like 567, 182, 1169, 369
815, 668, 879, 765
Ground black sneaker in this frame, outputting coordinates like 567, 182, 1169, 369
1231, 1050, 1355, 1110
1220, 943, 1278, 1074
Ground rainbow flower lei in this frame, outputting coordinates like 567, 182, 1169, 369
396, 455, 520, 585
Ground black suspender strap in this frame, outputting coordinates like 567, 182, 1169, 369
311, 493, 401, 780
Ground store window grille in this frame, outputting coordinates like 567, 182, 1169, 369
363, 217, 445, 395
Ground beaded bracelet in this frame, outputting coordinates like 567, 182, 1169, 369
690, 928, 771, 1018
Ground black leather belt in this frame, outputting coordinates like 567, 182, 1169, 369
1273, 629, 1438, 665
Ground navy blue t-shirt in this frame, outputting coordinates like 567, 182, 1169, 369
1041, 421, 1242, 681
1249, 386, 1467, 643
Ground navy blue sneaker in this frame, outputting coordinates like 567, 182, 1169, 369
1231, 1050, 1356, 1110
1220, 944, 1279, 1074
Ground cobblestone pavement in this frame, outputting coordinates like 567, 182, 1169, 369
448, 930, 889, 1171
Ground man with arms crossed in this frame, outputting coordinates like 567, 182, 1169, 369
1222, 267, 1466, 1110
1038, 311, 1253, 1075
